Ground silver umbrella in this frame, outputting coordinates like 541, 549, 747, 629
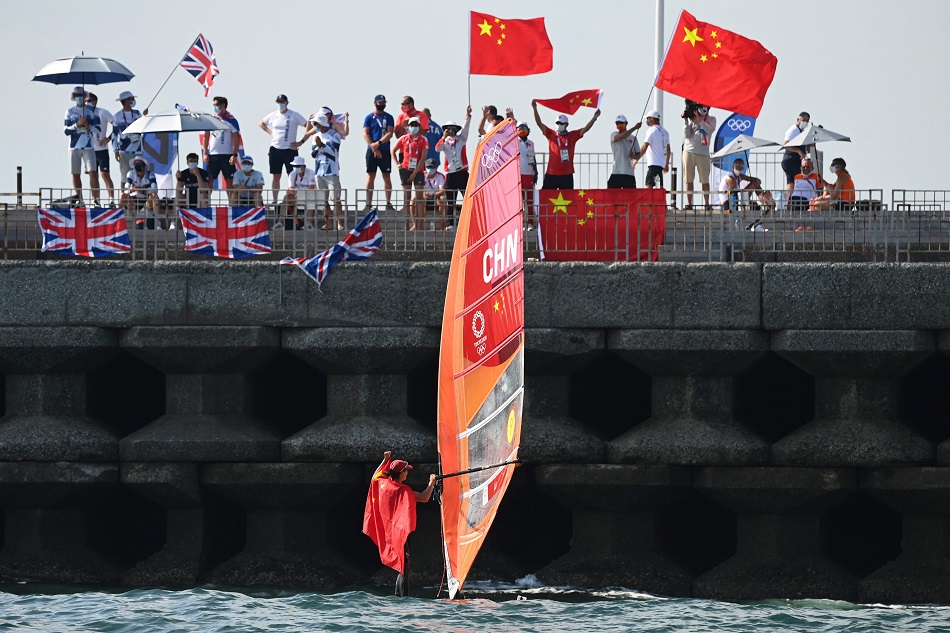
711, 134, 780, 159
783, 123, 851, 147
32, 55, 135, 86
121, 107, 233, 134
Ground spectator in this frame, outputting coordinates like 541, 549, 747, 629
362, 94, 395, 211
394, 96, 429, 139
813, 157, 855, 211
422, 158, 449, 230
532, 100, 600, 190
787, 158, 823, 212
681, 102, 716, 209
310, 113, 345, 230
232, 155, 265, 207
302, 106, 350, 143
477, 105, 506, 140
85, 92, 116, 206
284, 156, 316, 230
175, 151, 211, 208
121, 156, 158, 229
607, 114, 642, 189
203, 96, 240, 200
392, 116, 429, 230
717, 158, 773, 213
435, 106, 472, 227
63, 86, 101, 205
516, 121, 538, 228
423, 108, 443, 164
781, 112, 811, 195
633, 110, 671, 189
112, 91, 148, 186
258, 94, 308, 207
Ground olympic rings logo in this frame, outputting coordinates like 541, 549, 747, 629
726, 119, 752, 132
481, 142, 504, 167
472, 310, 486, 338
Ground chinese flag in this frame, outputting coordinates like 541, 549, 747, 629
655, 10, 777, 118
470, 11, 553, 76
362, 457, 417, 574
534, 89, 603, 115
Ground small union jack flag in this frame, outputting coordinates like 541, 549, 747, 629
180, 34, 219, 97
282, 209, 382, 288
37, 207, 132, 257
179, 206, 272, 258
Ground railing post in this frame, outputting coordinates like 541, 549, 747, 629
16, 166, 22, 207
670, 167, 678, 209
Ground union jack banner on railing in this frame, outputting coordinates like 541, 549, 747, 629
37, 207, 132, 257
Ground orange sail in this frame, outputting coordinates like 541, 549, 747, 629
437, 120, 525, 599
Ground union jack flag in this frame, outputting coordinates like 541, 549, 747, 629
37, 207, 131, 257
179, 206, 272, 258
180, 34, 219, 97
281, 209, 382, 288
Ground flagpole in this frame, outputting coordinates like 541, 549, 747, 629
145, 35, 198, 113
654, 0, 664, 118
467, 11, 472, 106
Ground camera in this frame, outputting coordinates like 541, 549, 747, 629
682, 99, 701, 120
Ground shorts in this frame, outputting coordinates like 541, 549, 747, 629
607, 174, 638, 189
781, 152, 802, 184
316, 175, 342, 206
366, 147, 392, 174
645, 165, 664, 188
69, 148, 95, 175
521, 174, 535, 191
399, 168, 423, 187
94, 149, 110, 173
445, 170, 468, 199
541, 173, 574, 190
268, 147, 298, 175
682, 150, 710, 185
787, 195, 811, 212
208, 154, 237, 180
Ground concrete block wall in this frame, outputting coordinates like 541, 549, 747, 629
0, 260, 948, 602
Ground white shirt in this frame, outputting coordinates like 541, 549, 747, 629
436, 117, 471, 174
313, 129, 342, 177
643, 124, 670, 167
784, 123, 806, 143
288, 167, 316, 188
208, 113, 239, 155
91, 107, 114, 151
682, 115, 716, 155
518, 138, 536, 176
262, 109, 307, 149
610, 131, 640, 176
423, 171, 445, 194
113, 108, 144, 153
792, 173, 820, 199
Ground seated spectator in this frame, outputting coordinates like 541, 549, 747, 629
283, 156, 316, 230
717, 158, 774, 213
176, 152, 211, 209
232, 155, 265, 207
812, 157, 855, 211
422, 158, 448, 230
121, 156, 159, 229
787, 158, 823, 212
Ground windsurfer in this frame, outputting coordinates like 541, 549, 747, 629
363, 451, 436, 598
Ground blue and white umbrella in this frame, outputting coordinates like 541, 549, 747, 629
32, 55, 134, 86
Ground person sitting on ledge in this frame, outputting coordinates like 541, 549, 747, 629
812, 157, 855, 212
787, 158, 824, 212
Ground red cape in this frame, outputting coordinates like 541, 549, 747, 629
362, 458, 417, 574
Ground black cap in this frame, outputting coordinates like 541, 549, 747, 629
276, 94, 288, 102
799, 111, 810, 119
425, 158, 438, 168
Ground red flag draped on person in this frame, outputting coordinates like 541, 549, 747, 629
534, 89, 603, 115
470, 11, 553, 76
654, 11, 777, 118
362, 456, 417, 573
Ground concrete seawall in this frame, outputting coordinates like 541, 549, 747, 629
0, 260, 948, 602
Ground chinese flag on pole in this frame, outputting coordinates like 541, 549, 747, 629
470, 11, 553, 76
654, 10, 777, 118
534, 89, 603, 115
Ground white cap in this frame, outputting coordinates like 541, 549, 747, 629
117, 90, 136, 102
407, 116, 420, 125
290, 156, 306, 167
615, 114, 628, 124
556, 114, 569, 124
129, 156, 147, 168
443, 120, 460, 129
311, 113, 329, 127
646, 109, 661, 120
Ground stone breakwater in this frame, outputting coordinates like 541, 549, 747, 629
0, 260, 949, 603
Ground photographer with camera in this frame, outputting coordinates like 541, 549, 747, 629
681, 100, 716, 210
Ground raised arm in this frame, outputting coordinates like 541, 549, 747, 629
477, 106, 491, 136
579, 109, 601, 137
531, 100, 548, 135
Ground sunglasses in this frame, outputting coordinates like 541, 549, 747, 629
401, 101, 411, 106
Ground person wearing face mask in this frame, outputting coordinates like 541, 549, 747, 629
203, 96, 241, 201
258, 94, 308, 207
283, 156, 316, 230
310, 113, 345, 231
435, 106, 473, 227
633, 110, 671, 189
782, 112, 812, 195
717, 158, 769, 213
788, 158, 824, 212
813, 157, 855, 212
421, 158, 449, 231
121, 157, 159, 229
362, 94, 396, 212
608, 114, 643, 189
515, 121, 539, 227
681, 102, 717, 209
393, 96, 430, 139
63, 86, 102, 204
232, 156, 265, 207
532, 100, 600, 190
392, 117, 430, 230
84, 93, 115, 206
112, 91, 149, 186
175, 152, 211, 209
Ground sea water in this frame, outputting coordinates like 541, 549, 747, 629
0, 580, 948, 633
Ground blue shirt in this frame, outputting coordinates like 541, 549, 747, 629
112, 108, 144, 153
64, 105, 101, 151
363, 111, 394, 149
426, 119, 443, 163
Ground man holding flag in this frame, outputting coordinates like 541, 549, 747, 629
532, 97, 600, 190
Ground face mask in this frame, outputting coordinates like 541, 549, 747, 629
294, 166, 304, 172
130, 100, 136, 108
87, 102, 97, 109
278, 103, 287, 112
187, 161, 198, 169
74, 96, 84, 106
556, 123, 568, 133
243, 165, 253, 173
801, 167, 812, 175
698, 108, 708, 116
408, 125, 420, 135
799, 120, 808, 128
375, 103, 386, 111
733, 168, 743, 176
135, 165, 145, 172
426, 168, 436, 176
401, 104, 411, 113
517, 129, 529, 138
830, 165, 840, 174
213, 105, 221, 114
616, 124, 626, 131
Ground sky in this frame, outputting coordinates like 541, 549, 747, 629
4, 0, 947, 200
